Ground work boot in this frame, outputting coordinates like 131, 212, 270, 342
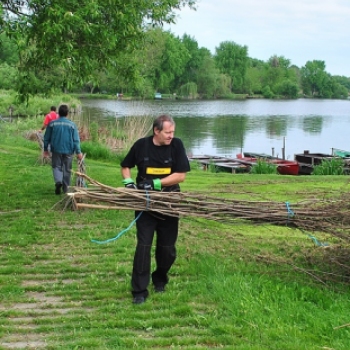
132, 296, 146, 304
154, 284, 165, 293
55, 182, 62, 195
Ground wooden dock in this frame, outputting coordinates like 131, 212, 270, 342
188, 155, 249, 173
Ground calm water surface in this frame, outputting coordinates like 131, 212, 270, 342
81, 98, 350, 159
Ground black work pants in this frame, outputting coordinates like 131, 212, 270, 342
131, 211, 179, 298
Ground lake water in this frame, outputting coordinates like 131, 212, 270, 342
80, 98, 350, 159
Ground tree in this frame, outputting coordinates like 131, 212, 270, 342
135, 28, 190, 94
333, 75, 350, 91
0, 0, 196, 96
331, 80, 349, 99
196, 55, 218, 97
268, 55, 290, 69
264, 56, 287, 91
214, 41, 248, 93
275, 80, 299, 98
154, 31, 189, 93
0, 63, 17, 89
244, 58, 266, 95
260, 55, 300, 98
196, 53, 231, 98
244, 67, 262, 95
301, 60, 328, 97
0, 33, 18, 65
178, 82, 197, 99
177, 34, 202, 86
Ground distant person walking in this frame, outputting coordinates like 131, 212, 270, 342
38, 106, 58, 132
43, 104, 83, 195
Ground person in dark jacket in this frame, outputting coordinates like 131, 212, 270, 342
43, 104, 83, 194
121, 114, 190, 304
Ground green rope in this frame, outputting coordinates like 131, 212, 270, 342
285, 202, 329, 247
285, 201, 294, 227
91, 211, 143, 244
91, 190, 150, 244
307, 234, 329, 247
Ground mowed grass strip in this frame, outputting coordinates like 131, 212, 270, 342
1, 126, 350, 349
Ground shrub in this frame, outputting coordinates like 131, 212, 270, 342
313, 158, 345, 175
0, 90, 81, 117
81, 141, 117, 161
89, 122, 99, 142
262, 85, 275, 99
250, 159, 278, 174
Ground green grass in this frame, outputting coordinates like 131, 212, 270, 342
1, 120, 350, 349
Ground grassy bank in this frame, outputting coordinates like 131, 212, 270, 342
1, 121, 350, 349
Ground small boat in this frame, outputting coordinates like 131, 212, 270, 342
332, 148, 350, 158
236, 153, 299, 176
239, 152, 276, 159
187, 155, 249, 173
295, 150, 350, 175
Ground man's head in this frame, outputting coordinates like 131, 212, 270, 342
58, 104, 69, 117
50, 106, 56, 112
153, 115, 175, 146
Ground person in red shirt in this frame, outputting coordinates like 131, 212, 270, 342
38, 106, 58, 132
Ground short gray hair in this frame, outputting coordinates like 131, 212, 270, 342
153, 114, 175, 134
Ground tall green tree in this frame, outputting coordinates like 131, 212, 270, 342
0, 0, 196, 96
264, 56, 290, 88
244, 58, 266, 95
154, 31, 189, 93
301, 60, 328, 97
177, 34, 202, 86
135, 28, 190, 95
196, 53, 231, 98
261, 55, 300, 98
214, 41, 248, 93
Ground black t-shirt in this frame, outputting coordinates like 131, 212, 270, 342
121, 136, 190, 191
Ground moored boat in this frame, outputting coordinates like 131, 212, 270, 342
294, 150, 350, 175
236, 153, 299, 176
187, 155, 249, 173
188, 153, 300, 175
332, 148, 350, 158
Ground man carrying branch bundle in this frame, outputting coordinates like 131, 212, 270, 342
121, 114, 190, 304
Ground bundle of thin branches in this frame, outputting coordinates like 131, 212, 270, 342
34, 131, 51, 165
256, 246, 350, 287
75, 154, 87, 187
24, 130, 50, 164
63, 173, 350, 241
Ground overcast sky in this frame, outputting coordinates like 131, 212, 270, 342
166, 0, 350, 77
